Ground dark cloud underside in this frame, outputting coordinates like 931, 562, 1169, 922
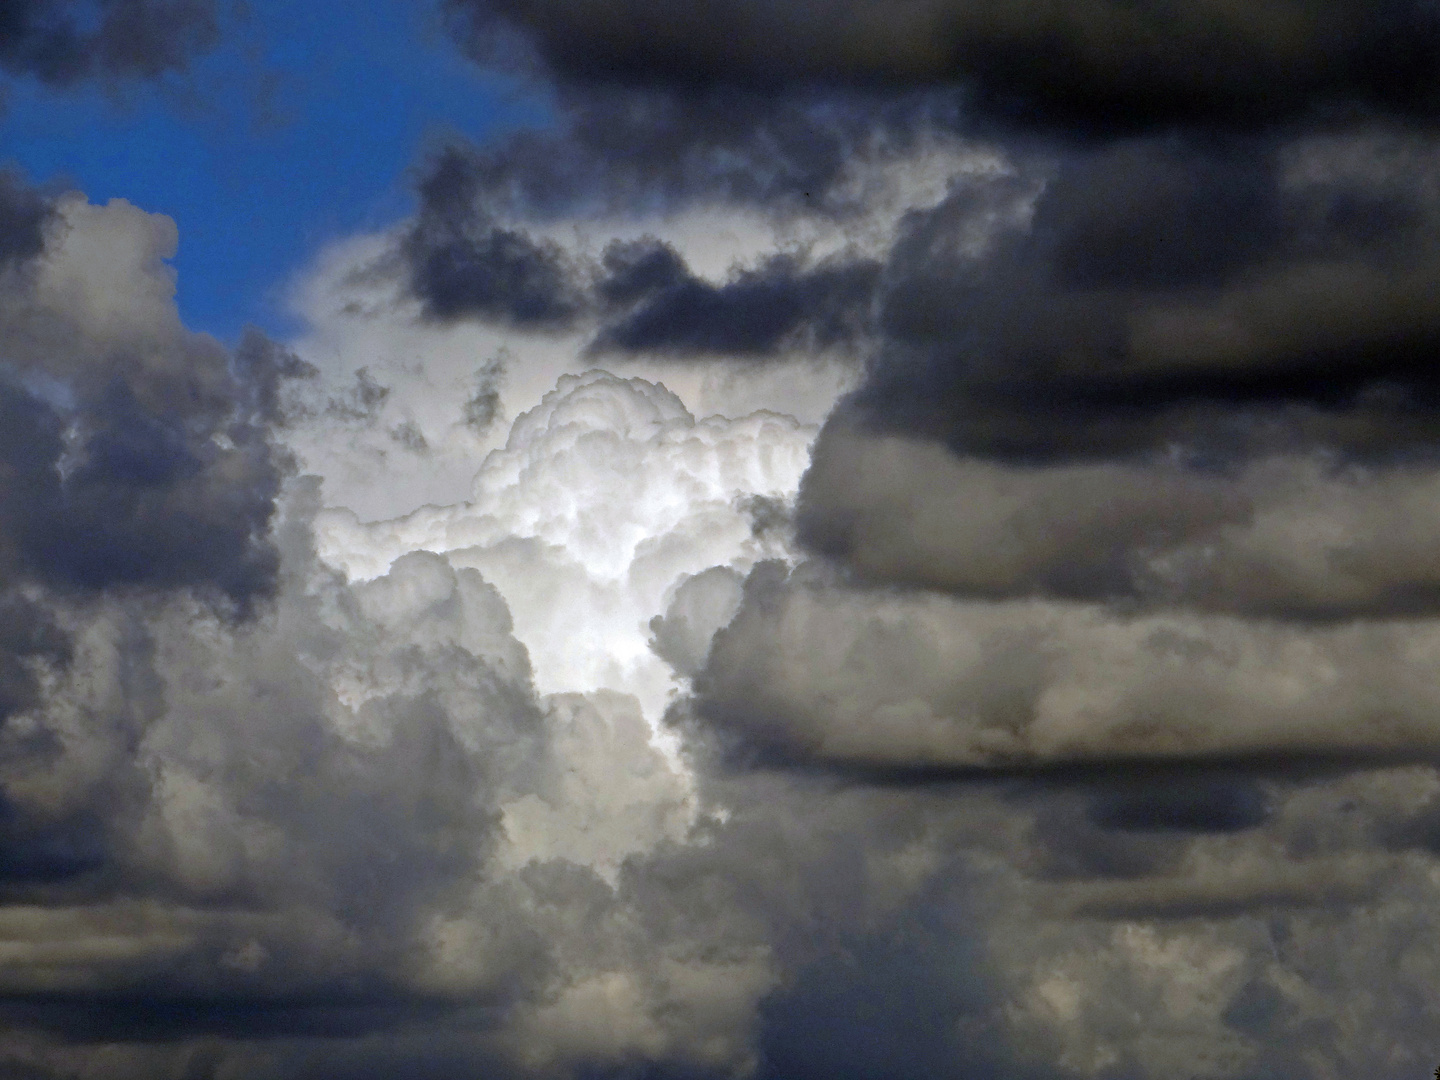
771, 133, 1440, 629
446, 0, 1440, 128
591, 240, 878, 358
397, 161, 881, 357
0, 172, 56, 269
19, 382, 281, 603
849, 136, 1440, 463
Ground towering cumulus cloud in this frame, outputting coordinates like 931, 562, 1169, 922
0, 180, 790, 1075
12, 1, 1440, 1078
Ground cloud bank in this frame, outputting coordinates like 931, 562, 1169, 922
10, 2, 1440, 1079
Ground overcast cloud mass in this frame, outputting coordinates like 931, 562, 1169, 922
6, 1, 1440, 1078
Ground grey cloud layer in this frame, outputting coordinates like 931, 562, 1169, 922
856, 135, 1440, 460
685, 562, 1440, 773
799, 426, 1440, 617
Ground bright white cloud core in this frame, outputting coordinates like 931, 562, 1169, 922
313, 369, 815, 732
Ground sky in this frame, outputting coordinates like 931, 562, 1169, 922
7, 2, 1440, 1079
0, 0, 546, 340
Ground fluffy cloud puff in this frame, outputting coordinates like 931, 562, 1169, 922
0, 192, 291, 610
0, 471, 760, 1078
315, 369, 813, 725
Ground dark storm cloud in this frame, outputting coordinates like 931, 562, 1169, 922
1086, 776, 1272, 833
399, 146, 586, 328
0, 173, 55, 270
404, 215, 583, 329
0, 593, 68, 724
0, 796, 104, 887
233, 328, 318, 427
0, 189, 312, 617
591, 239, 878, 359
22, 381, 282, 604
385, 48, 956, 335
445, 0, 1440, 130
1013, 776, 1273, 887
753, 879, 1007, 1080
398, 154, 883, 355
1026, 798, 1185, 882
431, 0, 1440, 458
1364, 784, 1440, 857
784, 133, 1440, 618
0, 987, 468, 1043
0, 0, 219, 87
0, 373, 283, 610
853, 135, 1440, 462
1055, 861, 1382, 919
